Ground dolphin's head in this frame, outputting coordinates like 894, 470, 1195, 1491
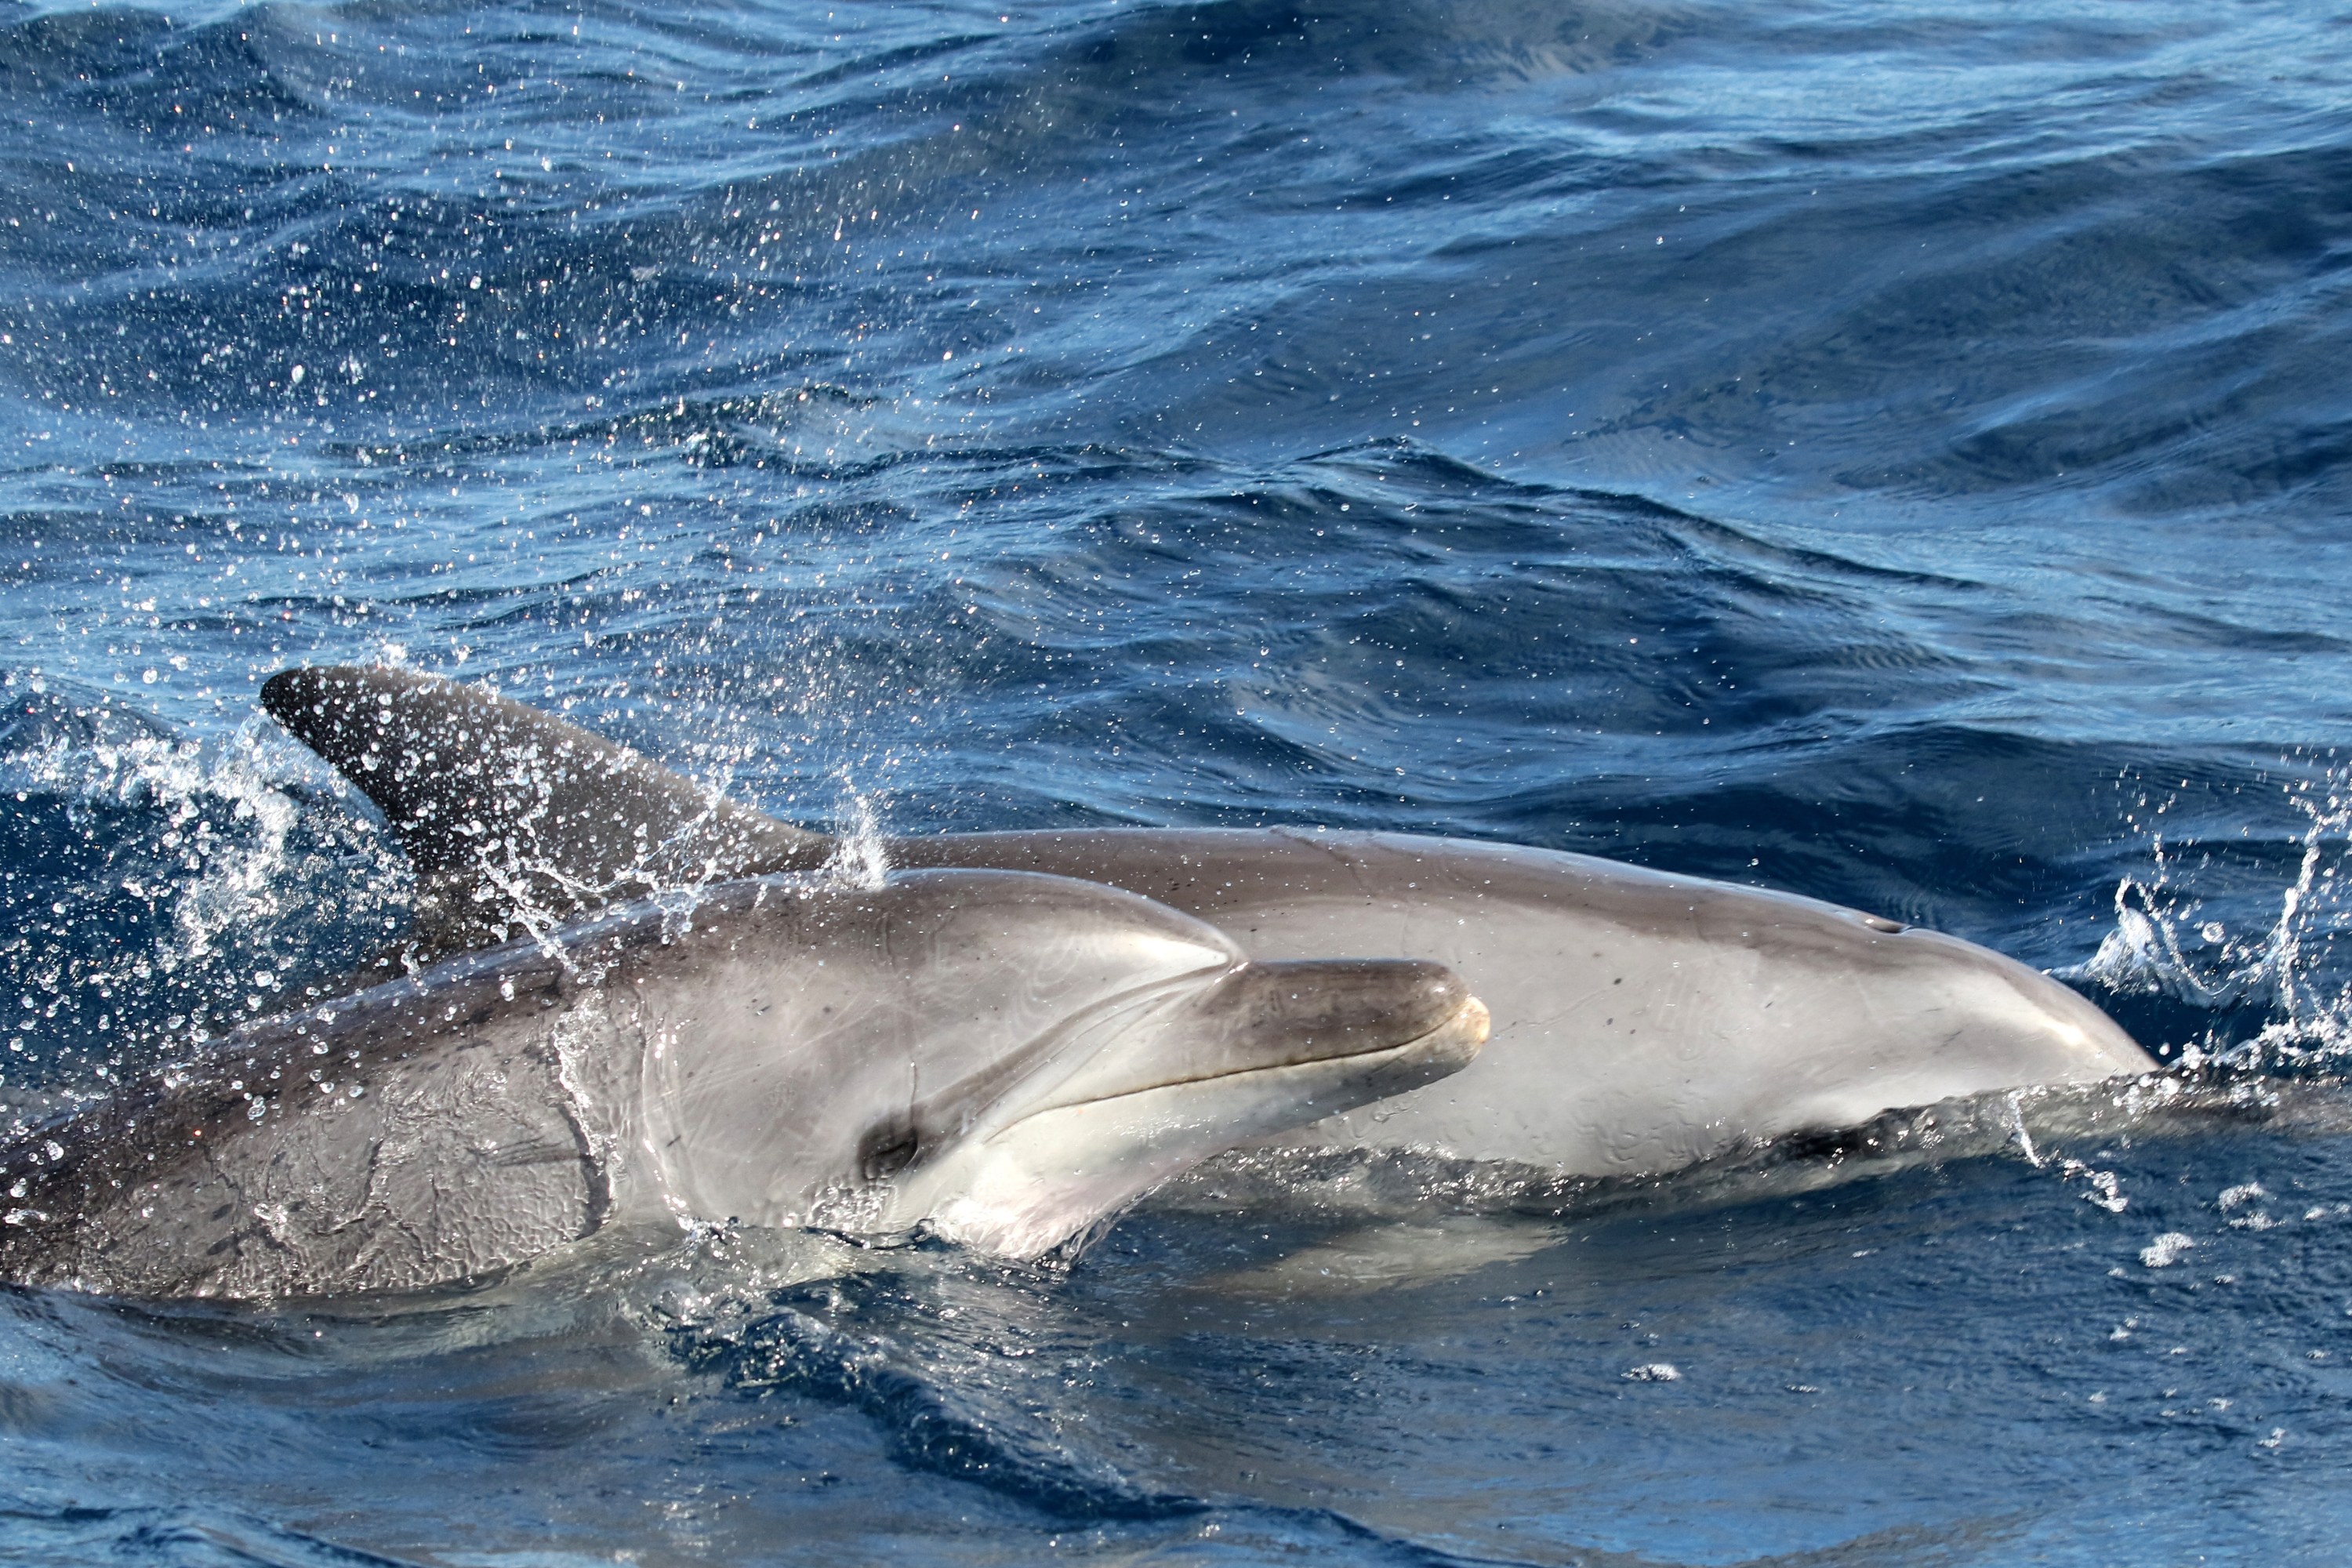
624, 870, 1485, 1261
882, 956, 1490, 1258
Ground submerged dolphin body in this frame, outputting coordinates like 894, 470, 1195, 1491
262, 666, 2158, 1180
0, 870, 1486, 1298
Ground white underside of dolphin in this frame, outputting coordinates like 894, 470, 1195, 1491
260, 666, 2158, 1183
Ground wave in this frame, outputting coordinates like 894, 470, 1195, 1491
666, 1280, 1204, 1521
0, 1502, 421, 1568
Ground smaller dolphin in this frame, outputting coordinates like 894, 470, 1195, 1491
0, 871, 1486, 1298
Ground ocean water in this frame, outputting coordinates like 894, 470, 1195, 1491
4, 0, 2352, 1560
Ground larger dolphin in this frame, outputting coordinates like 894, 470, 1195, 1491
0, 869, 1486, 1298
260, 666, 2158, 1180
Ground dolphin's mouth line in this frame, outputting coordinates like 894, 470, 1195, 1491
1013, 997, 1493, 1117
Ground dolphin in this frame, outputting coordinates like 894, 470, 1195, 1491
0, 869, 1486, 1298
260, 666, 2158, 1181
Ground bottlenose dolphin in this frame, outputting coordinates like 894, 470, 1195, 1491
260, 666, 2158, 1181
0, 869, 1486, 1298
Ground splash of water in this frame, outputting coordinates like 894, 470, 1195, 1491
0, 678, 409, 1112
824, 780, 891, 891
2071, 759, 2352, 1069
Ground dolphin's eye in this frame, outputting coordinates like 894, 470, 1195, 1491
858, 1123, 920, 1182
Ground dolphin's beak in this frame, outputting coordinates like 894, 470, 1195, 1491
1031, 958, 1488, 1112
895, 960, 1489, 1258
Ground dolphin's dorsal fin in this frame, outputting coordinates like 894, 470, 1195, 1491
262, 665, 830, 956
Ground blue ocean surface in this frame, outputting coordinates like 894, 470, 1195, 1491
3, 0, 2352, 1560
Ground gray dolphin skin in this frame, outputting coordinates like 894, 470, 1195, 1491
260, 665, 2158, 1181
0, 869, 1487, 1298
